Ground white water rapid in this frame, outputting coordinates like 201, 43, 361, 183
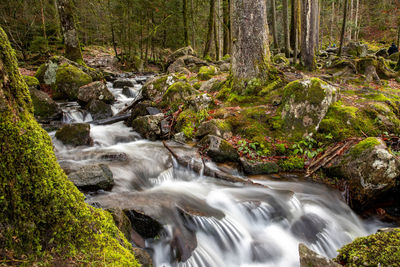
50, 75, 386, 267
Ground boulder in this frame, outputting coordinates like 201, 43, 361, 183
199, 78, 221, 92
29, 88, 62, 122
78, 81, 115, 104
142, 75, 177, 102
55, 123, 93, 146
197, 65, 219, 80
166, 46, 196, 66
113, 79, 136, 88
240, 158, 279, 175
199, 135, 239, 163
132, 248, 153, 267
299, 244, 340, 267
167, 57, 186, 73
343, 42, 368, 57
132, 114, 165, 141
281, 78, 338, 138
127, 100, 160, 126
196, 119, 232, 139
324, 137, 400, 208
160, 81, 198, 109
68, 163, 114, 191
87, 100, 113, 120
375, 48, 389, 58
187, 93, 213, 111
122, 86, 134, 97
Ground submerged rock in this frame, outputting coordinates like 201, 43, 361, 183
281, 78, 338, 138
68, 163, 114, 191
324, 137, 400, 209
78, 81, 115, 104
55, 123, 93, 146
299, 243, 340, 267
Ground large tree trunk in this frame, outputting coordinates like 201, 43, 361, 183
56, 0, 84, 64
0, 26, 137, 265
271, 0, 279, 49
231, 0, 271, 82
283, 0, 291, 58
183, 0, 189, 46
223, 0, 230, 56
301, 0, 319, 70
203, 0, 215, 58
338, 0, 349, 57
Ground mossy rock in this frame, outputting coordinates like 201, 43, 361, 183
55, 123, 93, 146
199, 135, 239, 163
29, 88, 62, 121
198, 65, 218, 81
87, 99, 113, 120
281, 78, 338, 139
132, 114, 164, 141
54, 63, 93, 100
272, 53, 290, 66
336, 229, 400, 266
240, 158, 279, 175
160, 81, 197, 110
23, 75, 40, 89
142, 74, 177, 102
0, 27, 139, 265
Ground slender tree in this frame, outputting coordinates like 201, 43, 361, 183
203, 0, 215, 58
223, 0, 230, 56
56, 0, 84, 64
301, 0, 319, 70
338, 0, 349, 57
283, 0, 291, 57
329, 0, 335, 45
231, 0, 271, 85
293, 0, 301, 65
354, 0, 360, 41
271, 0, 279, 49
290, 0, 296, 49
183, 0, 189, 46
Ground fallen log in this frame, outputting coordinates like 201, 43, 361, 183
91, 113, 131, 125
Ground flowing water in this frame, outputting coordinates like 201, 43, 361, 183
50, 75, 386, 267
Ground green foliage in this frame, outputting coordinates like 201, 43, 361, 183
30, 36, 48, 53
291, 136, 325, 159
336, 229, 400, 266
279, 156, 305, 171
176, 109, 209, 138
237, 139, 271, 158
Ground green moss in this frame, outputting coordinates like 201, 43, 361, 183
0, 27, 138, 265
34, 63, 47, 83
272, 54, 290, 66
54, 63, 92, 100
278, 155, 305, 171
336, 229, 400, 266
23, 76, 40, 88
198, 66, 217, 80
364, 93, 392, 102
161, 81, 196, 111
350, 137, 381, 157
222, 54, 231, 61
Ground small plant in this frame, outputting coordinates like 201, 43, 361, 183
292, 136, 324, 159
237, 139, 270, 159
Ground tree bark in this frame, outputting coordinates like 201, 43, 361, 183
223, 0, 230, 56
283, 0, 291, 57
190, 0, 196, 49
203, 0, 215, 58
183, 0, 189, 46
214, 10, 220, 61
0, 26, 136, 265
271, 0, 279, 49
338, 0, 349, 57
56, 0, 84, 64
330, 0, 335, 45
290, 0, 296, 49
301, 0, 319, 70
39, 0, 48, 51
348, 0, 353, 41
232, 0, 271, 82
293, 0, 301, 65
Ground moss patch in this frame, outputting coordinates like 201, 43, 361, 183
198, 66, 218, 80
349, 137, 381, 157
54, 63, 92, 100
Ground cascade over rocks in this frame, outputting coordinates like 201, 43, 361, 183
324, 137, 400, 209
87, 99, 113, 120
281, 78, 339, 138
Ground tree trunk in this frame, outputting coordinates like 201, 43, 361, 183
301, 0, 319, 70
56, 0, 84, 64
354, 0, 359, 41
348, 0, 353, 41
283, 0, 291, 58
0, 26, 136, 265
330, 0, 335, 45
203, 0, 215, 58
271, 0, 279, 49
214, 10, 220, 61
39, 0, 48, 51
183, 0, 189, 46
293, 0, 301, 65
190, 0, 196, 49
231, 0, 271, 83
290, 0, 296, 49
338, 0, 349, 57
223, 0, 230, 56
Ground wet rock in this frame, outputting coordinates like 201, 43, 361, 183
146, 107, 162, 115
200, 135, 239, 163
291, 214, 326, 243
122, 86, 134, 97
174, 132, 190, 143
324, 137, 400, 209
196, 119, 232, 139
78, 81, 115, 104
68, 163, 114, 191
87, 99, 113, 120
376, 48, 389, 58
132, 248, 153, 267
281, 78, 338, 138
113, 79, 135, 88
107, 207, 137, 243
98, 152, 129, 162
343, 42, 368, 57
132, 114, 164, 141
167, 46, 196, 66
29, 88, 62, 122
299, 243, 340, 267
240, 158, 279, 175
55, 123, 93, 146
127, 100, 158, 126
161, 119, 170, 135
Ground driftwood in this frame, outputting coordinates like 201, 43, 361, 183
306, 138, 362, 177
162, 141, 264, 187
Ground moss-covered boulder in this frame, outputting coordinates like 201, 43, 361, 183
240, 158, 279, 175
199, 135, 239, 163
132, 114, 165, 141
78, 81, 115, 104
161, 81, 198, 110
272, 53, 290, 66
324, 137, 400, 209
29, 88, 62, 122
281, 78, 338, 139
0, 26, 138, 266
336, 229, 400, 266
55, 123, 93, 146
87, 99, 113, 120
142, 74, 177, 102
198, 65, 219, 80
166, 46, 196, 66
343, 42, 368, 57
23, 75, 40, 89
196, 119, 232, 139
